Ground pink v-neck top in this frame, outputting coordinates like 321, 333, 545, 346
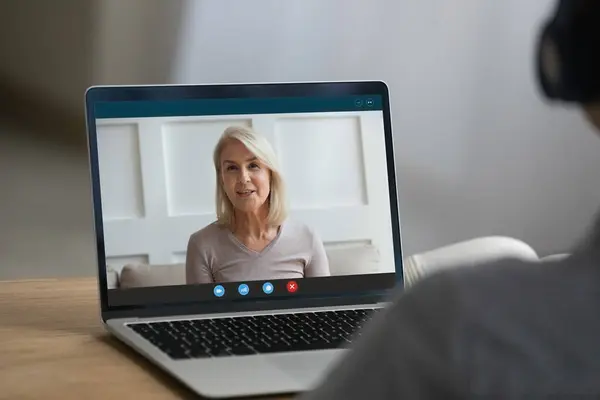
185, 219, 331, 284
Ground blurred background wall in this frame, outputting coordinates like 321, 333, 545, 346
0, 0, 184, 146
1, 0, 599, 279
0, 0, 94, 142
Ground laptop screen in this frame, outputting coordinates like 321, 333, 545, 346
87, 83, 403, 310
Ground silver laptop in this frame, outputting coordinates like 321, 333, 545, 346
84, 81, 404, 399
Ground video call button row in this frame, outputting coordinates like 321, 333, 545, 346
212, 280, 298, 298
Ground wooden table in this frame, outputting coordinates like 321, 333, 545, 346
0, 277, 292, 400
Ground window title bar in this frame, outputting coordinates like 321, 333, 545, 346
94, 95, 383, 119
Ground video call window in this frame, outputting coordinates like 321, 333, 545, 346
96, 98, 396, 291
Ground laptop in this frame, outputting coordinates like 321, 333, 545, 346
84, 80, 404, 398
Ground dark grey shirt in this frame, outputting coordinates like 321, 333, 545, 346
301, 216, 600, 399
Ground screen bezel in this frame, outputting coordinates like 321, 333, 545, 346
84, 81, 404, 322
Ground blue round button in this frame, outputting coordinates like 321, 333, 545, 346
238, 283, 249, 296
213, 285, 225, 298
262, 282, 274, 295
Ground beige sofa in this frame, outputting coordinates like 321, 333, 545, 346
106, 243, 382, 289
106, 236, 570, 290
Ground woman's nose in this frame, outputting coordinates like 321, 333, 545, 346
238, 169, 250, 182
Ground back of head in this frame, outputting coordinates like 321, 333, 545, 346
537, 0, 600, 130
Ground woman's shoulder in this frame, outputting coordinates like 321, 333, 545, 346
189, 221, 229, 246
281, 218, 321, 241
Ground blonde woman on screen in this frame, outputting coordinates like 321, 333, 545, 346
185, 126, 330, 285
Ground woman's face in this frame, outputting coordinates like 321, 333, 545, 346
220, 139, 271, 214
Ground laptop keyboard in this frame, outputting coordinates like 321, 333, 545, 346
127, 308, 379, 360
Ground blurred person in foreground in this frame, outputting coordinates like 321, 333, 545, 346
300, 0, 600, 398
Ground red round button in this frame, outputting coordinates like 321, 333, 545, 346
286, 281, 298, 293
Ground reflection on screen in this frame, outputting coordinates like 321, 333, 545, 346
96, 96, 396, 292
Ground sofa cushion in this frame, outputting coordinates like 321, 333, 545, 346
325, 243, 381, 275
120, 263, 186, 289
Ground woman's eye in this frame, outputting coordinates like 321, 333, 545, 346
226, 165, 237, 171
249, 163, 259, 169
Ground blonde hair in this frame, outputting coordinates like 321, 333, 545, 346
213, 125, 288, 227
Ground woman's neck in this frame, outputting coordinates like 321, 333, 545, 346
232, 208, 275, 239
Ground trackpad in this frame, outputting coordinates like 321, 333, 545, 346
268, 349, 347, 389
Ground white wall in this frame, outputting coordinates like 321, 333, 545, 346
171, 0, 600, 257
0, 0, 184, 113
96, 111, 395, 275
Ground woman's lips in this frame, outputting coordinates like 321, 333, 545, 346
236, 190, 255, 198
